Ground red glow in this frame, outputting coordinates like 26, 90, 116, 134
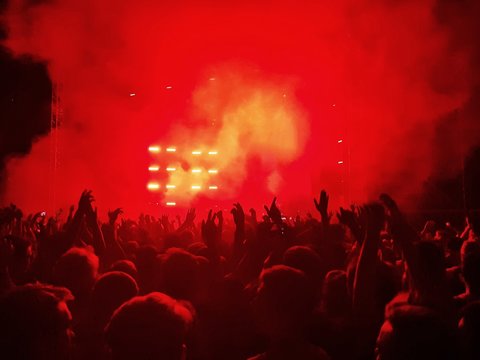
1, 0, 474, 214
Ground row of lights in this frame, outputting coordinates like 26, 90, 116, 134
148, 146, 218, 156
147, 183, 218, 191
147, 145, 220, 206
148, 166, 218, 174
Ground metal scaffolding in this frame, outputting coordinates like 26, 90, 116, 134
48, 81, 63, 213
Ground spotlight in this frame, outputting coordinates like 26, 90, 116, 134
148, 165, 160, 172
147, 182, 160, 190
148, 146, 160, 153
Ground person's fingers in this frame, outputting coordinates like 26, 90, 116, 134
264, 205, 270, 215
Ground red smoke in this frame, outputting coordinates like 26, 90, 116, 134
0, 0, 475, 216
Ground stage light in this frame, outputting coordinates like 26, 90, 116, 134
166, 147, 176, 152
148, 165, 160, 171
192, 151, 202, 155
209, 185, 218, 190
208, 169, 218, 174
129, 93, 136, 97
337, 160, 344, 164
165, 85, 173, 90
208, 151, 218, 155
166, 185, 176, 189
147, 182, 160, 190
337, 139, 343, 143
191, 169, 202, 173
166, 167, 176, 172
209, 77, 216, 81
191, 185, 201, 190
148, 146, 160, 153
166, 202, 176, 206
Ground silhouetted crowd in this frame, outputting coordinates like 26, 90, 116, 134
1, 189, 480, 360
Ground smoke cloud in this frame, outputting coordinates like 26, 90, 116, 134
1, 0, 478, 215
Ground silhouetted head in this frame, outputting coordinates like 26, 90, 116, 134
90, 271, 138, 325
322, 269, 350, 317
53, 247, 99, 299
283, 245, 325, 289
376, 305, 457, 360
0, 284, 73, 360
105, 292, 193, 360
110, 259, 138, 279
254, 265, 315, 338
4, 235, 34, 283
158, 248, 199, 301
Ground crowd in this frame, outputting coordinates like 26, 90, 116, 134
0, 189, 480, 360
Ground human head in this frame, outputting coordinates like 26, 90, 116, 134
90, 271, 138, 325
0, 284, 73, 360
4, 235, 34, 283
158, 248, 199, 301
254, 265, 315, 338
105, 292, 193, 360
109, 260, 138, 279
283, 246, 326, 288
53, 247, 99, 299
376, 305, 457, 360
322, 269, 350, 316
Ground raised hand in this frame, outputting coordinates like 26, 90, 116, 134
337, 206, 356, 227
249, 208, 257, 224
161, 215, 170, 230
379, 193, 402, 222
185, 208, 196, 225
231, 203, 245, 228
108, 208, 123, 225
201, 210, 221, 249
264, 197, 283, 226
314, 190, 331, 224
78, 190, 94, 215
337, 206, 364, 242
